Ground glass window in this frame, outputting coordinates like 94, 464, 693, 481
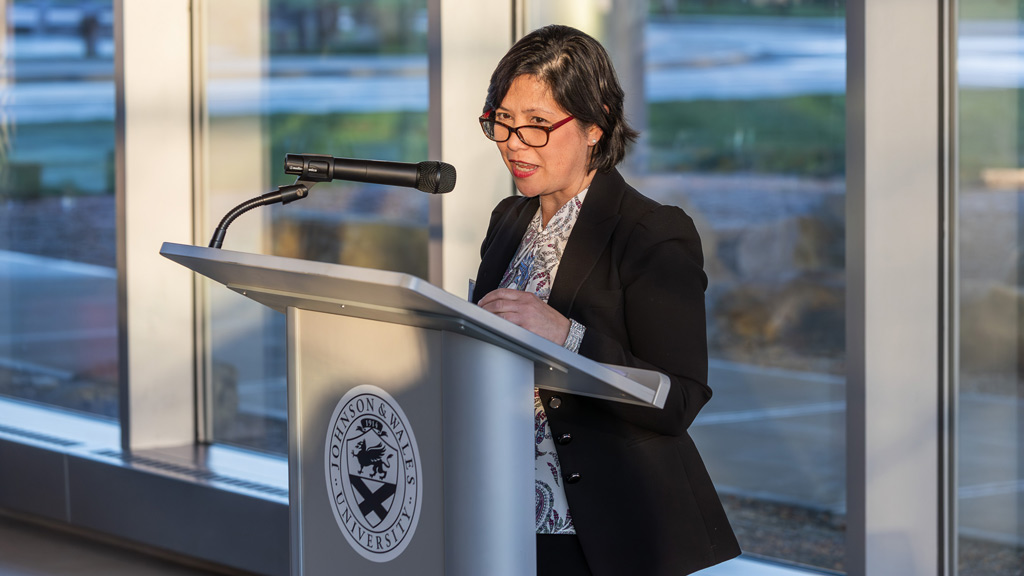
0, 0, 119, 419
198, 0, 429, 454
957, 3, 1024, 573
524, 1, 846, 570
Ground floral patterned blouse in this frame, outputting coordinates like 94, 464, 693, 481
498, 189, 588, 534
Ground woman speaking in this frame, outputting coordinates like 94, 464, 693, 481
471, 24, 741, 576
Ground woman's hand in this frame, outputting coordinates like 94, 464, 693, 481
478, 288, 571, 346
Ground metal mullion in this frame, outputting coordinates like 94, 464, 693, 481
939, 0, 960, 574
190, 0, 214, 446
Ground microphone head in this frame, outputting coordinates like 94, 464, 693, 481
415, 161, 457, 194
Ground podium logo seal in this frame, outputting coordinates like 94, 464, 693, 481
326, 385, 422, 562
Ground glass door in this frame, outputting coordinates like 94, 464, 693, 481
522, 1, 847, 570
956, 2, 1024, 573
197, 0, 430, 453
0, 0, 119, 419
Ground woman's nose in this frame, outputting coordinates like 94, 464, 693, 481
506, 131, 529, 150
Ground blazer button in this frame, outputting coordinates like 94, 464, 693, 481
548, 396, 562, 409
565, 472, 582, 484
557, 433, 573, 445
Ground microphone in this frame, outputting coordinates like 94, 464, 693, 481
284, 153, 457, 194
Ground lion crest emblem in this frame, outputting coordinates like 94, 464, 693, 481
326, 386, 421, 562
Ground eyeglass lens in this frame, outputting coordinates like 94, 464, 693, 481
483, 121, 550, 147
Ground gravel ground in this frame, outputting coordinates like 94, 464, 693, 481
721, 493, 845, 573
959, 536, 1024, 576
0, 195, 117, 268
722, 493, 1024, 575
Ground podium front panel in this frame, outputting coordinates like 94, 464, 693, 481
289, 309, 445, 576
287, 309, 536, 576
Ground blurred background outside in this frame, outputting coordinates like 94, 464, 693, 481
0, 0, 1021, 574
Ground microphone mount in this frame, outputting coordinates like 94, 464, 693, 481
208, 179, 316, 249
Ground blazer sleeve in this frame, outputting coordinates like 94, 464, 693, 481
576, 204, 711, 435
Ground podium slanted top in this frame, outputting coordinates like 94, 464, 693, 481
160, 242, 669, 408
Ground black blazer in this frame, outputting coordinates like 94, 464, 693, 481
472, 168, 740, 576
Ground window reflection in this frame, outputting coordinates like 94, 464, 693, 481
526, 1, 846, 570
0, 0, 118, 418
201, 0, 429, 453
957, 5, 1024, 574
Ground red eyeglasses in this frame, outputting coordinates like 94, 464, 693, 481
479, 111, 575, 148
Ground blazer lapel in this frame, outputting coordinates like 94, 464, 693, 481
473, 196, 539, 301
547, 170, 625, 315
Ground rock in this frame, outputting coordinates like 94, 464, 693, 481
960, 281, 1024, 376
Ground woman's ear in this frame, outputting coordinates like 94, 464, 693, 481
589, 105, 610, 145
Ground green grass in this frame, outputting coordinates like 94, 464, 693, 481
959, 88, 1024, 185
0, 111, 430, 198
267, 110, 429, 186
267, 0, 427, 55
960, 0, 1024, 21
650, 0, 1020, 20
647, 94, 846, 177
652, 0, 845, 19
1, 121, 115, 197
7, 88, 1021, 194
647, 89, 1024, 182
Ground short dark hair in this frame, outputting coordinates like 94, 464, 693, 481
484, 24, 638, 173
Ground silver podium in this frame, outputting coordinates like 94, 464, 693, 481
161, 242, 669, 576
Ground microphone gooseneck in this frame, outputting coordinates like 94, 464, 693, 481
208, 182, 311, 249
